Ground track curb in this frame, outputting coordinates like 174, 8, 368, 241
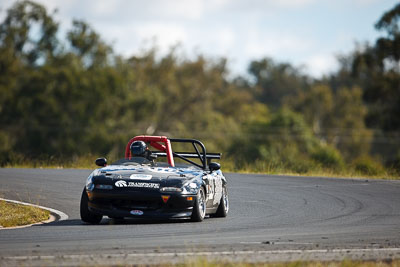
0, 198, 69, 230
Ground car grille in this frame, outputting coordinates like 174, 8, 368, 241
110, 199, 162, 210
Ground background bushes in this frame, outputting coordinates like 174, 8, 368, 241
0, 1, 400, 177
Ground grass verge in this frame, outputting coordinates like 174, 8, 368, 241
0, 200, 50, 228
227, 167, 400, 180
169, 259, 400, 267
3, 154, 400, 180
220, 159, 400, 180
75, 259, 400, 266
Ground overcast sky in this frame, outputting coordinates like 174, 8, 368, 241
1, 0, 398, 77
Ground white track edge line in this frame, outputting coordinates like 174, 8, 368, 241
0, 197, 69, 228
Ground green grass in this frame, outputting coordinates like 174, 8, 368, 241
0, 200, 50, 227
3, 154, 96, 169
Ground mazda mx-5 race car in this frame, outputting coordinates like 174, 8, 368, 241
80, 136, 229, 223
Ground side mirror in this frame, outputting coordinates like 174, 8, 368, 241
209, 162, 221, 172
95, 157, 107, 167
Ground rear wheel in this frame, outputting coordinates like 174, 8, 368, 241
191, 187, 206, 222
80, 188, 102, 224
214, 186, 229, 217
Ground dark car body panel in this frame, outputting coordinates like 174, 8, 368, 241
85, 164, 226, 219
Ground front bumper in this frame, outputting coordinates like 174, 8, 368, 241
87, 189, 196, 219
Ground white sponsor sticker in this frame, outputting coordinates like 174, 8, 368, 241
115, 180, 128, 187
114, 180, 160, 189
130, 210, 143, 215
213, 177, 223, 205
129, 174, 152, 180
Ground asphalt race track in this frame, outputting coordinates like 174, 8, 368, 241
0, 168, 400, 265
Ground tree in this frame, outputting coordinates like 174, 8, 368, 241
0, 0, 59, 65
375, 3, 400, 63
327, 87, 372, 159
348, 3, 400, 131
285, 84, 333, 136
248, 58, 310, 108
67, 20, 111, 68
286, 84, 371, 159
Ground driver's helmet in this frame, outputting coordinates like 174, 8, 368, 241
130, 141, 147, 157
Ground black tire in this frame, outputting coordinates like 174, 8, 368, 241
191, 187, 206, 222
214, 186, 229, 217
80, 188, 102, 224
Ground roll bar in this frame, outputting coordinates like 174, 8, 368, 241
124, 136, 221, 169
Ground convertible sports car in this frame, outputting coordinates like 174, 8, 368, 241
80, 136, 228, 223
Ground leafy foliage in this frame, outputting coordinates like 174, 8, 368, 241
0, 1, 399, 177
352, 156, 385, 176
311, 145, 344, 171
248, 58, 310, 108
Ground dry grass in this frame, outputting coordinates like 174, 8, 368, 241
167, 259, 400, 267
4, 155, 400, 180
228, 168, 400, 180
0, 200, 50, 227
83, 259, 400, 267
220, 159, 400, 180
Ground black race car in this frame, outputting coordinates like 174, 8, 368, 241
80, 136, 229, 223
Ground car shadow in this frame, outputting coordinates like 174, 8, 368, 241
40, 217, 196, 227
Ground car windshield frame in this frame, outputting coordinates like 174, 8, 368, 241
111, 157, 202, 169
111, 157, 150, 166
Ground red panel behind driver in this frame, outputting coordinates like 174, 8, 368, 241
125, 136, 175, 167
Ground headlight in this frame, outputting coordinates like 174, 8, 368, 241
182, 182, 198, 194
86, 174, 94, 191
160, 187, 183, 192
95, 184, 113, 190
160, 182, 198, 194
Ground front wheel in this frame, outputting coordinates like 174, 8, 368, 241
214, 186, 229, 217
191, 187, 206, 222
80, 188, 102, 224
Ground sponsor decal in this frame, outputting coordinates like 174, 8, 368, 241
115, 180, 127, 187
130, 174, 152, 180
207, 175, 223, 205
207, 175, 214, 200
114, 180, 160, 189
130, 210, 143, 216
213, 176, 223, 205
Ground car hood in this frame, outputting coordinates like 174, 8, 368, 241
90, 165, 204, 188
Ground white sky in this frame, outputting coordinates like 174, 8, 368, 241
1, 0, 398, 78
